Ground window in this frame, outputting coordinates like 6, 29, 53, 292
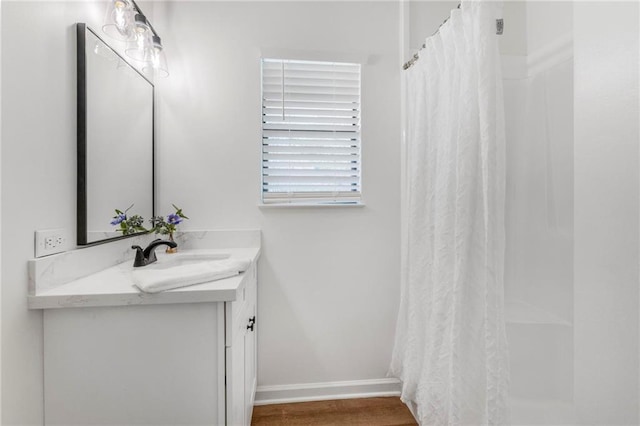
261, 58, 361, 205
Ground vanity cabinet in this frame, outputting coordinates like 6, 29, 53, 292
42, 261, 258, 426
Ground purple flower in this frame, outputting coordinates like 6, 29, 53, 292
110, 213, 126, 225
167, 213, 183, 225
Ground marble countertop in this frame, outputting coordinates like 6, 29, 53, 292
28, 247, 260, 310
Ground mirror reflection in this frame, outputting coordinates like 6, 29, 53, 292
78, 24, 154, 245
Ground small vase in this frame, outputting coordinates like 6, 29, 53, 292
166, 232, 178, 254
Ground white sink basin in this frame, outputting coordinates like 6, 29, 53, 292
147, 252, 231, 270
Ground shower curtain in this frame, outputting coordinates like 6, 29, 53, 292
390, 2, 509, 425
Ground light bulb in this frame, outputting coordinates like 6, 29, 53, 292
113, 3, 127, 28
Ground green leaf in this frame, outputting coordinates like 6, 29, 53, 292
172, 204, 190, 220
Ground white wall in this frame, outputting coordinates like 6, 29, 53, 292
526, 1, 573, 55
407, 0, 527, 56
500, 0, 527, 56
574, 2, 639, 424
154, 1, 401, 394
408, 0, 457, 50
0, 2, 157, 423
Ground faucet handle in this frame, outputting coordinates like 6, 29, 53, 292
131, 245, 147, 267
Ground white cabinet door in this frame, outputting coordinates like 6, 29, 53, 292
226, 321, 247, 426
225, 262, 258, 426
243, 263, 258, 424
244, 302, 257, 424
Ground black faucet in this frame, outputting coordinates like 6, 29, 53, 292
131, 239, 178, 267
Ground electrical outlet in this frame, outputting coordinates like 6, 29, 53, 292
35, 229, 68, 258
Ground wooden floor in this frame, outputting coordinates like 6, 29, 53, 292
251, 397, 417, 426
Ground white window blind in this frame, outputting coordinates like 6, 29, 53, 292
261, 58, 361, 205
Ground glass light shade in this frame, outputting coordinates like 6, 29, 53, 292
142, 35, 170, 78
124, 14, 152, 62
102, 0, 134, 41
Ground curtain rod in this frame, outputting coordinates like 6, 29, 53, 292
402, 11, 504, 71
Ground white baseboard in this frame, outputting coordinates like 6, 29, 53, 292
254, 378, 402, 406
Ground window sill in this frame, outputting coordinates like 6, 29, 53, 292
258, 202, 366, 209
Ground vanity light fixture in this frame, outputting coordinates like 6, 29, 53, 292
101, 0, 169, 77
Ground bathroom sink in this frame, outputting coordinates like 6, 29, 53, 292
146, 252, 231, 270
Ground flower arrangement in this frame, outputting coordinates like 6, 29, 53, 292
150, 204, 189, 240
111, 204, 189, 244
110, 204, 147, 235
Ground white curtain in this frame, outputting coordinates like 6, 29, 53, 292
390, 2, 509, 425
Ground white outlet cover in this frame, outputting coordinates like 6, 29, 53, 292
35, 229, 68, 258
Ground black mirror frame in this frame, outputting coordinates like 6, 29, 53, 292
76, 23, 155, 245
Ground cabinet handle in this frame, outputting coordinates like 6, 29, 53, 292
247, 316, 256, 331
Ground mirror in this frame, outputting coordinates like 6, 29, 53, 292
77, 23, 154, 245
